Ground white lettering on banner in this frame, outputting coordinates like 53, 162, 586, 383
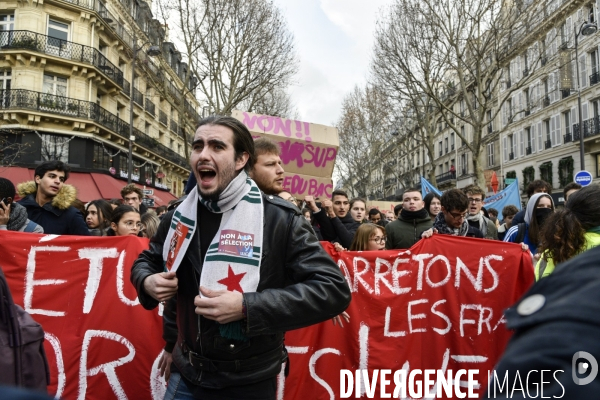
309, 348, 341, 400
45, 332, 66, 399
115, 250, 140, 307
431, 300, 452, 335
25, 246, 70, 316
384, 306, 406, 337
276, 346, 309, 400
78, 248, 119, 314
353, 257, 374, 294
78, 330, 135, 400
408, 299, 428, 333
150, 351, 167, 400
341, 252, 503, 296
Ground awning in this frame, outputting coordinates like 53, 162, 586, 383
91, 173, 128, 201
0, 166, 34, 190
1, 167, 178, 207
66, 172, 103, 202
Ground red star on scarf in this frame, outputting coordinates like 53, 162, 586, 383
217, 265, 246, 293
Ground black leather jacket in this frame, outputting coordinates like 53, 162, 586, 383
131, 194, 351, 389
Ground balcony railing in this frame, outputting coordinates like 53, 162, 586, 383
509, 152, 514, 160
0, 89, 187, 168
132, 87, 144, 106
526, 146, 532, 155
561, 89, 572, 99
524, 109, 530, 116
591, 72, 600, 86
564, 133, 572, 143
545, 139, 552, 149
145, 100, 155, 116
542, 96, 550, 107
122, 79, 130, 96
159, 110, 168, 126
436, 171, 456, 184
0, 30, 124, 87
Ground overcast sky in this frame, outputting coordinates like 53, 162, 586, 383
272, 0, 392, 127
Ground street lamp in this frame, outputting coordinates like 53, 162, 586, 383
128, 37, 161, 184
575, 18, 598, 171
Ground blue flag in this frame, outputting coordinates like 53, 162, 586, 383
483, 178, 522, 211
420, 176, 442, 199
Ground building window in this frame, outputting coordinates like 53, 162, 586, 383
596, 154, 600, 177
43, 74, 67, 97
92, 142, 114, 170
0, 14, 14, 31
40, 133, 69, 162
142, 165, 152, 184
47, 19, 69, 57
487, 142, 495, 167
0, 70, 10, 107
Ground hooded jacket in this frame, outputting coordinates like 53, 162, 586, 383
17, 181, 90, 236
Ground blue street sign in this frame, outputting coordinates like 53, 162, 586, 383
574, 170, 593, 186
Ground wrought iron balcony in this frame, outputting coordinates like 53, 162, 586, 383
122, 79, 130, 96
542, 96, 550, 107
132, 87, 144, 106
524, 109, 530, 116
159, 110, 168, 126
145, 100, 155, 116
526, 146, 532, 155
0, 89, 187, 168
509, 152, 514, 160
545, 139, 552, 149
0, 30, 124, 87
591, 72, 600, 86
436, 171, 456, 184
564, 133, 572, 143
561, 89, 572, 99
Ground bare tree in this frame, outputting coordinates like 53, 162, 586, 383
159, 0, 298, 116
335, 84, 395, 198
238, 87, 298, 119
373, 0, 555, 186
0, 131, 31, 166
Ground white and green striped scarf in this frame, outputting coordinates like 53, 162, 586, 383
163, 171, 263, 339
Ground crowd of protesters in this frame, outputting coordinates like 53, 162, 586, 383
3, 119, 600, 399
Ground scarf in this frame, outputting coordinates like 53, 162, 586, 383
466, 211, 488, 237
400, 208, 430, 221
163, 171, 264, 340
6, 203, 28, 231
432, 211, 469, 237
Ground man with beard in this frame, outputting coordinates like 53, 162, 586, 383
131, 116, 351, 399
249, 138, 285, 195
305, 190, 360, 249
463, 185, 498, 240
385, 189, 433, 249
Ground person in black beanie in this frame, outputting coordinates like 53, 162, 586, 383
385, 189, 433, 249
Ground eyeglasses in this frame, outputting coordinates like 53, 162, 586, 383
122, 221, 143, 230
467, 198, 482, 203
448, 211, 468, 220
370, 236, 386, 244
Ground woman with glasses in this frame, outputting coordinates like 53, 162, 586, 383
107, 205, 143, 237
348, 223, 387, 251
503, 193, 554, 255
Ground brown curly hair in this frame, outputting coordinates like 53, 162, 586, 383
538, 185, 600, 264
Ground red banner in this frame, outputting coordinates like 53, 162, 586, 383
0, 232, 533, 399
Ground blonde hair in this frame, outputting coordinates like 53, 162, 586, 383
349, 223, 385, 251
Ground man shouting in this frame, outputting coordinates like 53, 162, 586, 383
131, 115, 351, 399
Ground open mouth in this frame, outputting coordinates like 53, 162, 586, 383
198, 168, 216, 184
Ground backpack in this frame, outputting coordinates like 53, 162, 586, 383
0, 267, 50, 392
514, 222, 527, 244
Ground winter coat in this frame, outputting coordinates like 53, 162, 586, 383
17, 181, 90, 236
312, 211, 361, 249
385, 215, 433, 250
131, 194, 351, 389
